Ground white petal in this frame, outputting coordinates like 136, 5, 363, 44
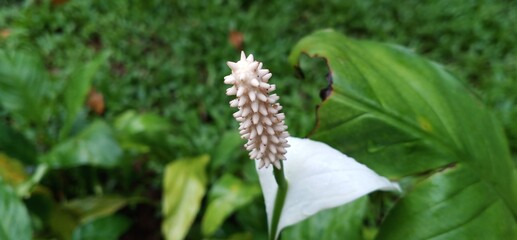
256, 137, 400, 239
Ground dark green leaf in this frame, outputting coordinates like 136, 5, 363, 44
210, 131, 243, 171
201, 174, 260, 236
377, 165, 517, 239
289, 30, 517, 238
72, 215, 131, 240
0, 121, 37, 164
0, 50, 55, 123
41, 120, 123, 168
61, 52, 110, 138
162, 155, 209, 240
282, 197, 368, 240
0, 177, 32, 240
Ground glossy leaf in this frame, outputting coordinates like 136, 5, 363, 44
256, 137, 400, 239
0, 50, 55, 123
377, 165, 517, 239
162, 155, 209, 240
72, 215, 131, 240
201, 174, 261, 236
289, 30, 517, 238
0, 178, 32, 240
282, 197, 368, 240
41, 120, 123, 168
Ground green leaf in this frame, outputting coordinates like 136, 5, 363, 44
114, 110, 172, 154
0, 50, 55, 123
72, 215, 131, 240
63, 195, 128, 224
282, 197, 368, 240
210, 131, 243, 172
48, 195, 128, 240
49, 206, 80, 240
0, 121, 37, 164
61, 52, 110, 138
162, 155, 209, 240
41, 120, 123, 168
377, 165, 517, 239
289, 30, 517, 238
0, 177, 32, 240
201, 174, 260, 236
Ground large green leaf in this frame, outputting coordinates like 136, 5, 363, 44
201, 174, 260, 236
41, 120, 123, 168
289, 30, 517, 238
0, 177, 32, 240
377, 165, 517, 239
162, 155, 209, 240
0, 50, 55, 124
282, 197, 368, 240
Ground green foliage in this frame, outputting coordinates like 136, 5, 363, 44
61, 52, 110, 138
282, 197, 368, 240
41, 120, 123, 168
0, 177, 32, 240
202, 174, 261, 236
0, 0, 515, 239
0, 122, 37, 164
48, 195, 128, 240
162, 155, 209, 240
290, 30, 517, 239
72, 215, 131, 240
0, 50, 55, 124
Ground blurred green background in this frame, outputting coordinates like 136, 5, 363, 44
0, 0, 516, 239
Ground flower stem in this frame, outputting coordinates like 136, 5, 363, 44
270, 161, 288, 240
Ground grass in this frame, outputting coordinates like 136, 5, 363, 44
0, 0, 516, 239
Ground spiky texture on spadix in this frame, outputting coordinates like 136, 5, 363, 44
225, 51, 290, 169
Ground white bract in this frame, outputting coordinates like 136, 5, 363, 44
256, 137, 401, 239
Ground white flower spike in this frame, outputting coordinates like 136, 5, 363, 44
257, 137, 401, 239
225, 52, 289, 169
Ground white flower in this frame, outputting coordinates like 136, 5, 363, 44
225, 52, 289, 169
257, 137, 401, 239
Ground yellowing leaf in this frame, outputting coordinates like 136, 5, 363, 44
0, 153, 28, 187
162, 155, 209, 240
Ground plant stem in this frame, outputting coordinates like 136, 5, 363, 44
269, 161, 288, 240
16, 163, 49, 197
